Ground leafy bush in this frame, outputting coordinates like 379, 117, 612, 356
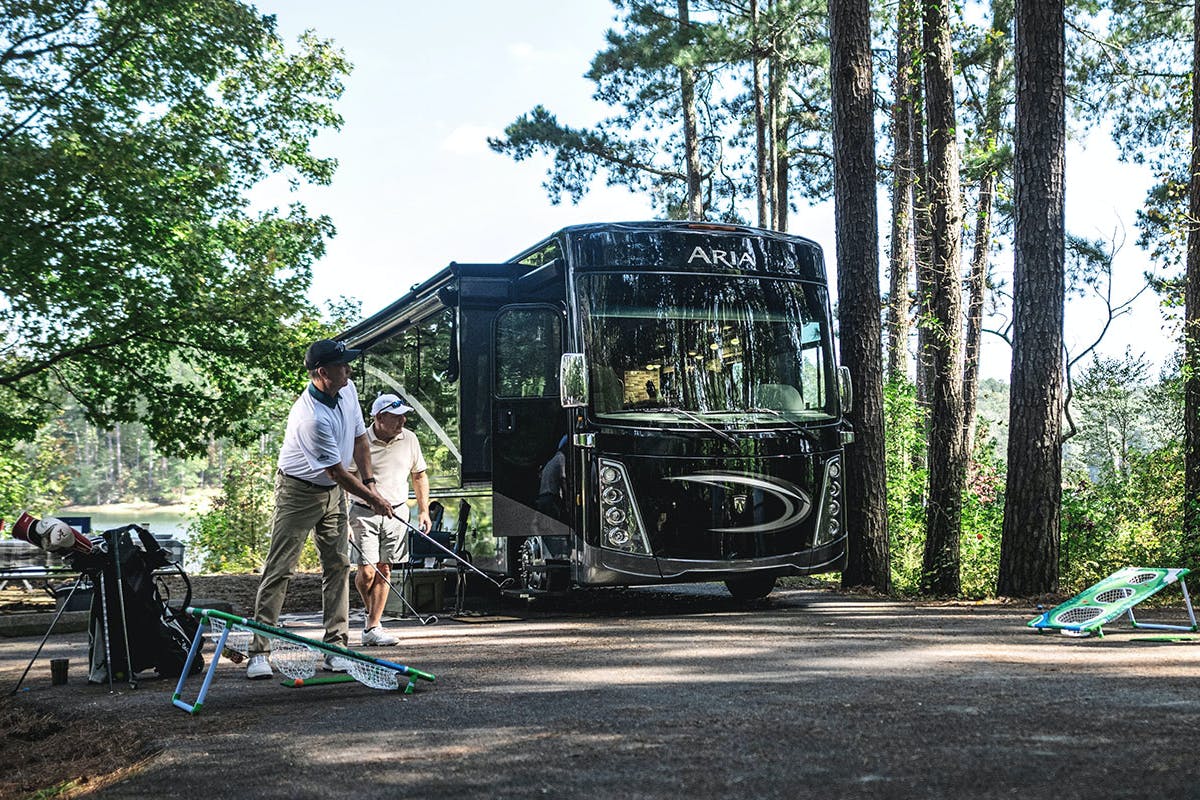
884, 379, 927, 594
959, 428, 1005, 598
1060, 442, 1183, 592
885, 379, 1005, 597
188, 448, 322, 574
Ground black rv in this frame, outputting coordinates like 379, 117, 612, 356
341, 221, 852, 600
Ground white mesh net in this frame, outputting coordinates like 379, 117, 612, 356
270, 638, 323, 680
345, 659, 404, 690
200, 615, 412, 690
1095, 587, 1135, 604
205, 618, 253, 660
1055, 605, 1104, 625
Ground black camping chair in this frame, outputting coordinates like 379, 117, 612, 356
400, 500, 471, 615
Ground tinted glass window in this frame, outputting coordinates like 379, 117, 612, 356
578, 273, 834, 425
495, 307, 562, 399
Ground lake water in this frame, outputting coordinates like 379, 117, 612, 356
55, 508, 193, 538
53, 508, 198, 569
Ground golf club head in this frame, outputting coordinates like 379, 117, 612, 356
11, 511, 43, 548
11, 512, 93, 554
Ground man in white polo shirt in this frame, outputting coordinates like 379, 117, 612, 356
350, 393, 432, 646
245, 339, 393, 680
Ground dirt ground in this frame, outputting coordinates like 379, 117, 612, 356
3, 577, 1200, 799
0, 571, 325, 798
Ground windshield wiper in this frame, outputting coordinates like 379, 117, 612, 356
636, 406, 738, 445
744, 407, 819, 441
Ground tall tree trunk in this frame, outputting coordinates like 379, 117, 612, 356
775, 113, 790, 231
911, 47, 935, 426
768, 11, 788, 233
997, 0, 1065, 597
962, 168, 994, 456
963, 1, 1011, 458
830, 0, 891, 592
887, 0, 918, 382
919, 0, 967, 596
752, 0, 770, 228
678, 0, 704, 220
1184, 0, 1200, 562
113, 424, 123, 491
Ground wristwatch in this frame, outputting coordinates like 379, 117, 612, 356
363, 477, 377, 485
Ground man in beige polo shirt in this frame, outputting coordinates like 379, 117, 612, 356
350, 393, 432, 645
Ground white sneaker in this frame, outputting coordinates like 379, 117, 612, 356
323, 654, 354, 672
362, 626, 399, 647
246, 654, 273, 680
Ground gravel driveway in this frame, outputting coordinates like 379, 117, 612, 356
3, 584, 1198, 799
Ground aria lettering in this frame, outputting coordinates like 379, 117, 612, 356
687, 246, 756, 268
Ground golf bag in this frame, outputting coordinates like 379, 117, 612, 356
66, 525, 204, 683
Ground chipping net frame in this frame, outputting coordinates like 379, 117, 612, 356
1027, 567, 1197, 638
173, 607, 433, 714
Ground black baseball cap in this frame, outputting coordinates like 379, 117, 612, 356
304, 339, 362, 370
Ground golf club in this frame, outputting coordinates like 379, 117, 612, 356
392, 514, 513, 591
346, 535, 438, 626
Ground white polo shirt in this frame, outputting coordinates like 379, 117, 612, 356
360, 423, 427, 506
277, 380, 366, 486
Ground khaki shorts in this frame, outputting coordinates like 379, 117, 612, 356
348, 503, 407, 565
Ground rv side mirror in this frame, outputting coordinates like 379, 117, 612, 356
560, 352, 588, 408
838, 365, 853, 414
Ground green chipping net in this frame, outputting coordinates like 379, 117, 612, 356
174, 608, 435, 714
1027, 567, 1196, 637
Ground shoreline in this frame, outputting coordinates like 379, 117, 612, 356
60, 502, 190, 515
58, 492, 217, 517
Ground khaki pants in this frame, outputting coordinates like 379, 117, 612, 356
250, 472, 350, 656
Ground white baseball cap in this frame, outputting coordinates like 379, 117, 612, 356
371, 393, 414, 417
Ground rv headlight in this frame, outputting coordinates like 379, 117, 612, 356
813, 455, 845, 547
597, 458, 653, 556
606, 528, 631, 546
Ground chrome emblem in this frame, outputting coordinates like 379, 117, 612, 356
665, 471, 813, 534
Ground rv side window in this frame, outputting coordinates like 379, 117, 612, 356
358, 307, 462, 488
495, 307, 562, 399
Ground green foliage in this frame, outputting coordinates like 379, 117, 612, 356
0, 1, 351, 455
488, 0, 830, 219
959, 428, 1005, 598
1060, 358, 1186, 593
884, 378, 927, 594
885, 378, 1005, 597
1061, 443, 1183, 592
188, 448, 274, 573
0, 428, 69, 519
187, 443, 324, 574
1071, 1, 1191, 265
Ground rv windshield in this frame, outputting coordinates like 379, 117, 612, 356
579, 272, 836, 425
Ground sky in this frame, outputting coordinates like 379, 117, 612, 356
252, 0, 1173, 384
